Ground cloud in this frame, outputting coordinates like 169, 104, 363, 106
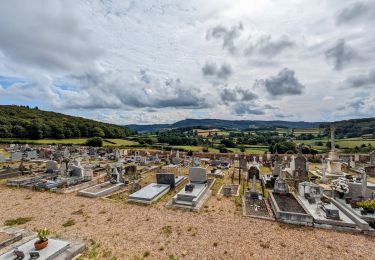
256, 68, 305, 96
56, 70, 210, 110
245, 35, 294, 58
139, 69, 151, 84
232, 102, 265, 115
202, 62, 232, 80
206, 22, 243, 54
220, 87, 258, 103
0, 1, 102, 73
345, 69, 375, 88
336, 1, 368, 25
325, 39, 356, 70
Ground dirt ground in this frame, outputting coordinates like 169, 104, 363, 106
0, 184, 374, 260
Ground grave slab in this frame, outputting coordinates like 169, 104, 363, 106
0, 238, 69, 260
128, 183, 170, 204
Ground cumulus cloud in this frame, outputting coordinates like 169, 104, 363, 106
245, 35, 294, 58
0, 1, 102, 72
206, 23, 243, 54
202, 62, 232, 80
325, 39, 356, 70
256, 68, 305, 97
232, 102, 265, 115
220, 87, 258, 103
336, 1, 368, 25
56, 70, 209, 110
345, 69, 375, 88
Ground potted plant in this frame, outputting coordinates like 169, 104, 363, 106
34, 228, 50, 250
357, 199, 375, 214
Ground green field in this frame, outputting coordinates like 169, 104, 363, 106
0, 138, 138, 147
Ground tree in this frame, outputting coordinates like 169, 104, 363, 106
92, 127, 105, 137
86, 137, 103, 147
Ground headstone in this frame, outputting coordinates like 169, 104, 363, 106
46, 160, 58, 173
273, 178, 289, 194
370, 150, 375, 166
156, 173, 177, 188
0, 154, 4, 163
354, 153, 359, 162
239, 158, 248, 170
294, 154, 307, 174
365, 166, 375, 177
11, 152, 23, 162
290, 155, 295, 171
266, 152, 271, 161
272, 162, 282, 177
188, 167, 207, 184
27, 150, 38, 160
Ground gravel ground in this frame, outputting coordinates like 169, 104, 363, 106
0, 186, 374, 260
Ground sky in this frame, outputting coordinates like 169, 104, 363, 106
0, 0, 375, 125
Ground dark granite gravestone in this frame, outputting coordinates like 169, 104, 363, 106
248, 166, 260, 180
156, 173, 176, 188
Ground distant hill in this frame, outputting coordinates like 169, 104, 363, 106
0, 105, 133, 139
127, 118, 323, 132
320, 117, 375, 138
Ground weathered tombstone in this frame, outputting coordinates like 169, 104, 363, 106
45, 160, 58, 173
354, 153, 359, 162
0, 154, 4, 163
11, 152, 22, 162
365, 166, 375, 177
273, 177, 289, 194
370, 150, 375, 166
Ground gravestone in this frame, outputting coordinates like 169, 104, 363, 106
239, 157, 248, 170
156, 173, 177, 188
294, 168, 308, 182
46, 160, 59, 173
274, 178, 289, 194
27, 150, 38, 160
248, 166, 260, 180
188, 167, 207, 184
11, 152, 23, 162
0, 154, 4, 163
272, 162, 282, 177
365, 166, 375, 177
294, 154, 307, 174
370, 150, 375, 166
354, 153, 359, 162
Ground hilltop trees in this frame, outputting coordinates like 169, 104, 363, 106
0, 105, 133, 139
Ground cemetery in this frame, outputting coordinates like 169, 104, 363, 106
0, 135, 375, 258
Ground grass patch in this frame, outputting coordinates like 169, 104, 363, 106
4, 217, 32, 226
62, 218, 76, 227
161, 225, 172, 237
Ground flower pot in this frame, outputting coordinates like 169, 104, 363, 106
34, 239, 48, 250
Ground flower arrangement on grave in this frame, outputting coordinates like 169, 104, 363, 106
34, 227, 50, 250
330, 178, 349, 198
357, 199, 375, 214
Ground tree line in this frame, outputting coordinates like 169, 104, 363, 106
0, 105, 133, 139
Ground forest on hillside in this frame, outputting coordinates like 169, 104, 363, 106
0, 105, 133, 139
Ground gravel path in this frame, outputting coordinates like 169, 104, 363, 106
0, 186, 374, 259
